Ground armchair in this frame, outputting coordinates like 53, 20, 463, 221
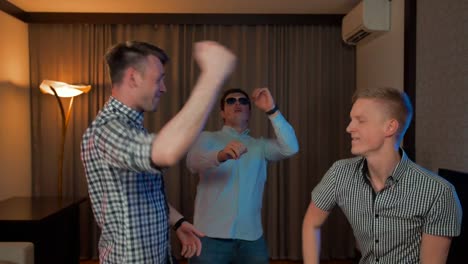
438, 168, 467, 264
0, 242, 34, 264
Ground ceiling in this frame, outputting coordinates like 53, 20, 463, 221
7, 0, 360, 14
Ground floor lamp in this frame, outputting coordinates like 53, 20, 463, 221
40, 80, 91, 196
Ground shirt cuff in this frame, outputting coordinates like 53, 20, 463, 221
207, 150, 222, 166
268, 111, 286, 123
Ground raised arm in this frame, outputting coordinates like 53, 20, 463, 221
251, 88, 299, 160
152, 41, 236, 167
302, 201, 330, 264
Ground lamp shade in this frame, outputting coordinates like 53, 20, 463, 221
40, 80, 91, 98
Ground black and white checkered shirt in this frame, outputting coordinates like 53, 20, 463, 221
81, 97, 170, 264
312, 149, 462, 264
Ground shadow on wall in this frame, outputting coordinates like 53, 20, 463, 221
0, 81, 32, 201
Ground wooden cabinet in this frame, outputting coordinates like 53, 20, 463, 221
0, 197, 86, 264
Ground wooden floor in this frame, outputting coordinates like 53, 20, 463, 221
80, 260, 353, 264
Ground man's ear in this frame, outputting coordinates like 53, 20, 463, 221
385, 119, 399, 137
220, 110, 226, 120
125, 67, 139, 88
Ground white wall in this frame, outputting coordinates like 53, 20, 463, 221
416, 0, 468, 173
356, 0, 468, 174
356, 0, 404, 91
0, 10, 31, 201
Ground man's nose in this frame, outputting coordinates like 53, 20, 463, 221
346, 122, 353, 133
160, 82, 167, 93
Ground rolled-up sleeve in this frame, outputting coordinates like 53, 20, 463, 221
93, 119, 160, 173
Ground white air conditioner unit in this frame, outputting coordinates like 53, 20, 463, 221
342, 0, 391, 45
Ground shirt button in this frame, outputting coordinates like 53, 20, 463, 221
376, 258, 379, 262
375, 214, 379, 218
375, 239, 379, 243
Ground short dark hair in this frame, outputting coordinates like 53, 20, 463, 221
220, 88, 251, 110
353, 87, 413, 141
104, 41, 169, 85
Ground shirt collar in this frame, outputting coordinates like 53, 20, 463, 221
108, 96, 144, 126
221, 125, 250, 136
359, 148, 410, 185
391, 148, 410, 183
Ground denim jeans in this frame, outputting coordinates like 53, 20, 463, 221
189, 236, 269, 264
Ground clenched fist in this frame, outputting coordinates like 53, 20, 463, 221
251, 88, 275, 112
217, 140, 248, 162
193, 41, 237, 84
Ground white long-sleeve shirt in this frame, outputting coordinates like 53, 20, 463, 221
186, 112, 299, 240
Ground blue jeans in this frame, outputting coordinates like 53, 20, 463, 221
189, 236, 269, 264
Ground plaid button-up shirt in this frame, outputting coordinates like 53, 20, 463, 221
81, 97, 170, 264
312, 149, 462, 264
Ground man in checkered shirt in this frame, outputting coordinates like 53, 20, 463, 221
81, 41, 236, 263
302, 87, 462, 264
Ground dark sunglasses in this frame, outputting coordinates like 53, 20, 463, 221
225, 97, 250, 105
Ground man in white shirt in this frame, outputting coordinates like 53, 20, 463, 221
187, 87, 299, 264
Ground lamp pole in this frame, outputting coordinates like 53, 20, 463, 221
40, 80, 91, 196
50, 86, 74, 197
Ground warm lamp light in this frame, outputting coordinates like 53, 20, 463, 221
39, 80, 92, 196
40, 80, 91, 97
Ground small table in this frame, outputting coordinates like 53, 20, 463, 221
0, 196, 86, 264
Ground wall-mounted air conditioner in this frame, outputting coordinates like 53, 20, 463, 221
342, 0, 391, 45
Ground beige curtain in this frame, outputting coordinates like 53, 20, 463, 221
29, 23, 356, 260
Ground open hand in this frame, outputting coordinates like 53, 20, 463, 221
176, 221, 205, 258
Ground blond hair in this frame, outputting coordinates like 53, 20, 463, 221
353, 87, 413, 142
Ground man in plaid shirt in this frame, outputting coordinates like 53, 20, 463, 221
81, 41, 236, 264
